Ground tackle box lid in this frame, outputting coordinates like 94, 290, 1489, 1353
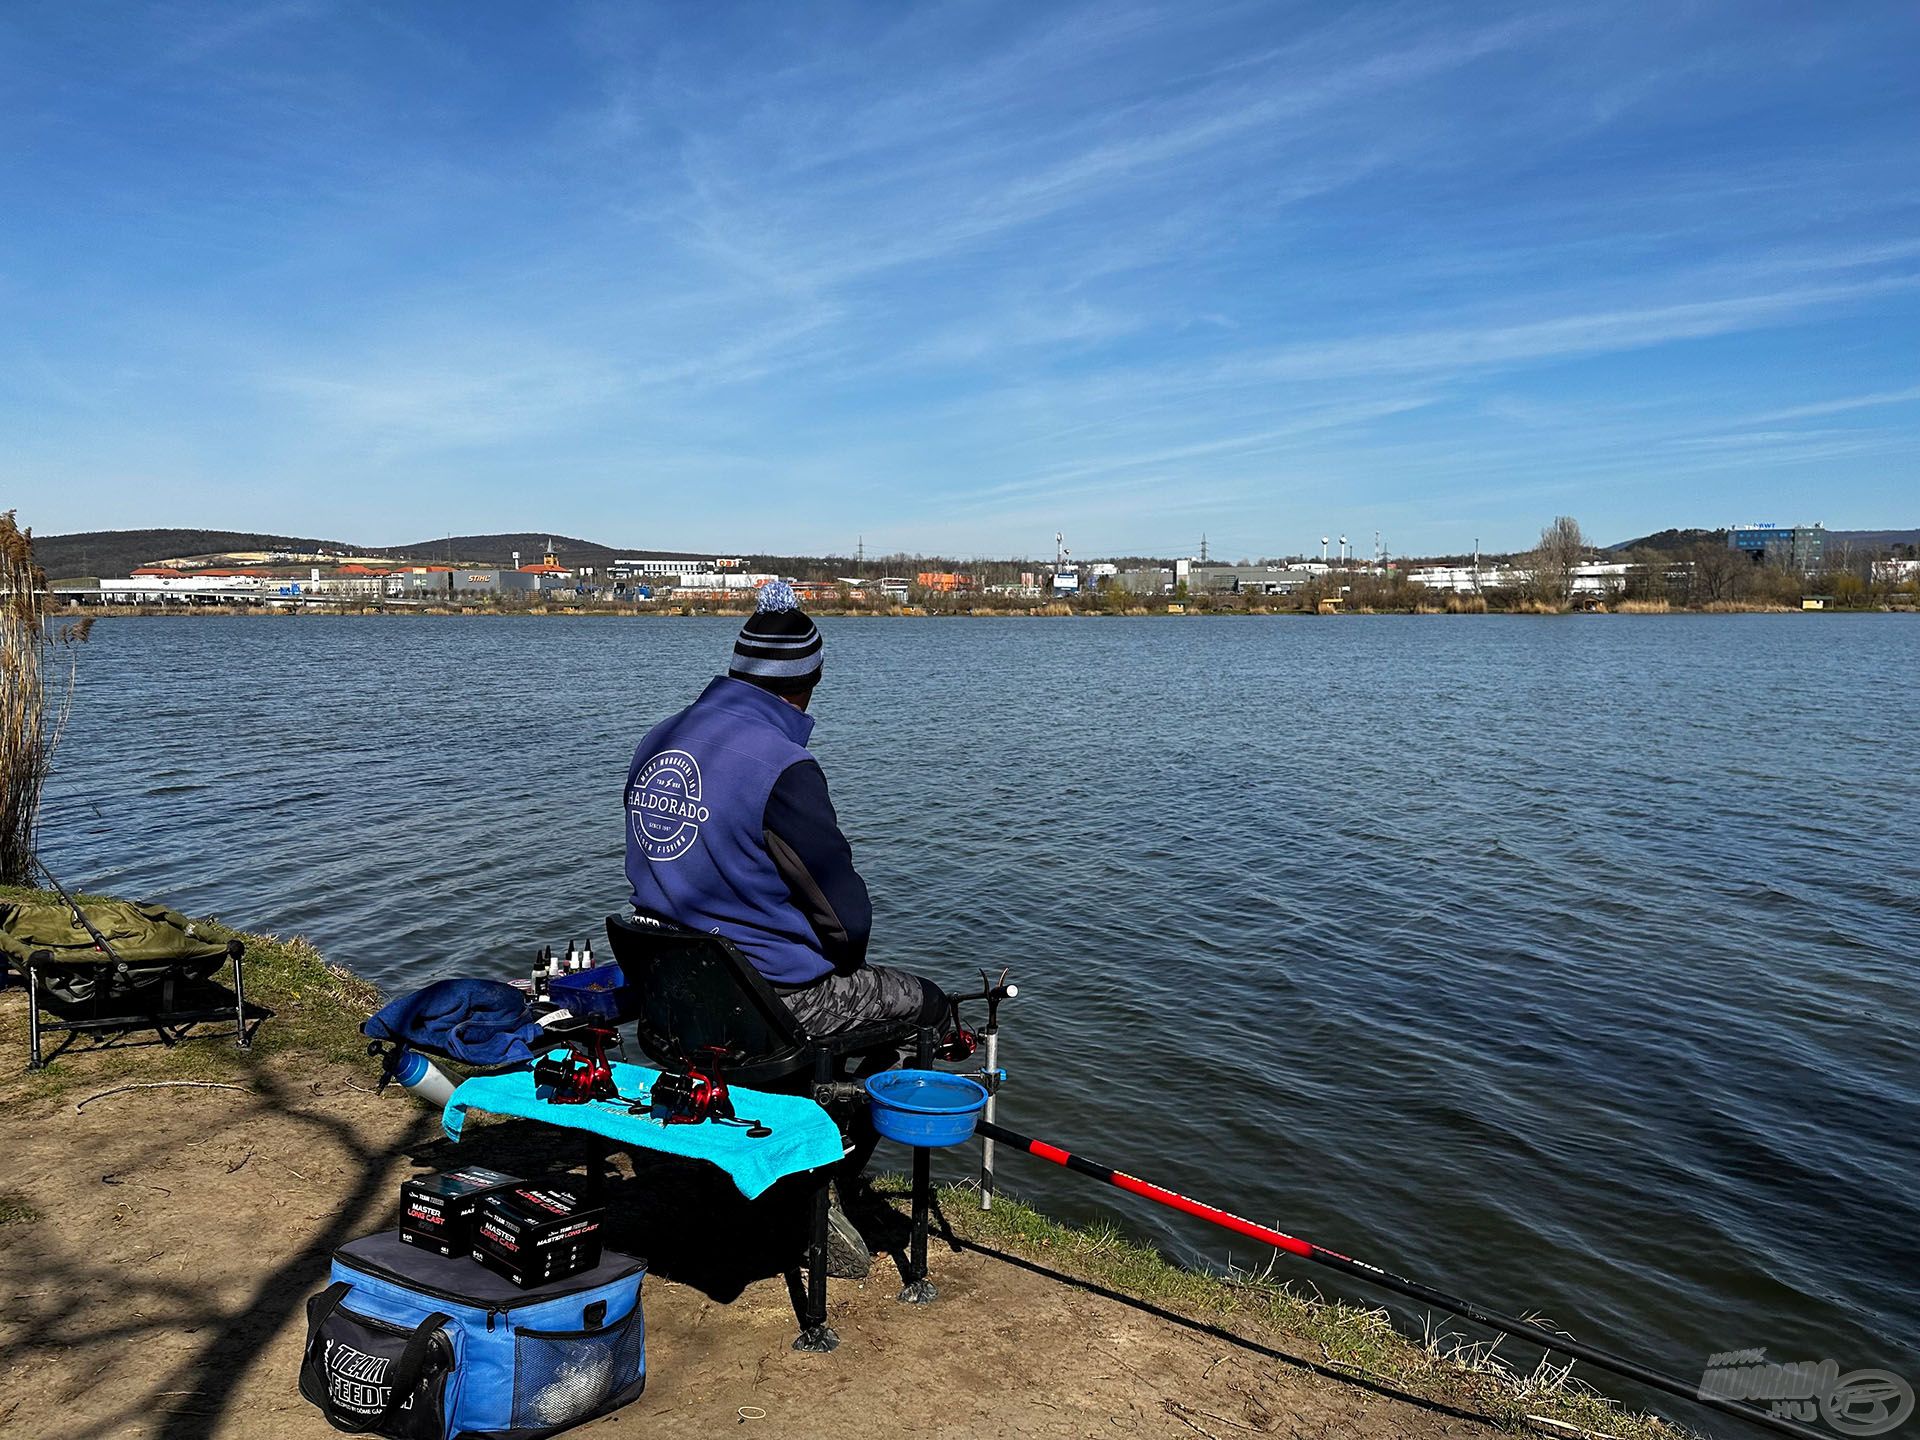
335, 1229, 642, 1309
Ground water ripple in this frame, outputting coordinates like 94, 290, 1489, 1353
38, 613, 1920, 1390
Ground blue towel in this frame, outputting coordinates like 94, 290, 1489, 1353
363, 978, 545, 1067
443, 1054, 844, 1200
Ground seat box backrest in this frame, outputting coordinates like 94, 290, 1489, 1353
607, 919, 802, 1065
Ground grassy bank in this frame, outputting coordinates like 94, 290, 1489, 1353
936, 1183, 1681, 1440
1, 889, 1685, 1440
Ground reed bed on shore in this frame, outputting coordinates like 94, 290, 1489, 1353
0, 512, 49, 886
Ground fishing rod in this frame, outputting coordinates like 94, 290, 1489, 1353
977, 1118, 1826, 1440
30, 853, 126, 969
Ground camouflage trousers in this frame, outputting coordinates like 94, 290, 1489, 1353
777, 963, 948, 1042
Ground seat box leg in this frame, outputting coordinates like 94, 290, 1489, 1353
793, 1046, 839, 1352
793, 1171, 839, 1352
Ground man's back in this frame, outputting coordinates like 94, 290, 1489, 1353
624, 674, 839, 986
623, 583, 941, 1058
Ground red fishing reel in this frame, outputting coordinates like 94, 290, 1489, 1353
941, 968, 1016, 1059
934, 991, 983, 1060
643, 1048, 772, 1136
646, 1065, 732, 1124
532, 1026, 620, 1104
935, 1019, 978, 1061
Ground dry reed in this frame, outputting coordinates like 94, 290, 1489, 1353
0, 510, 49, 883
0, 513, 87, 884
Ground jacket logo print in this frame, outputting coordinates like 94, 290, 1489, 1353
628, 750, 710, 862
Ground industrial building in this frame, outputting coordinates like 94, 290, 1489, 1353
1175, 560, 1328, 595
608, 556, 746, 580
1728, 523, 1825, 572
607, 563, 774, 592
384, 567, 571, 598
86, 570, 389, 604
1408, 561, 1635, 595
1110, 566, 1175, 594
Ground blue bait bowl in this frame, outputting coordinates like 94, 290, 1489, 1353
866, 1069, 989, 1148
546, 965, 632, 1023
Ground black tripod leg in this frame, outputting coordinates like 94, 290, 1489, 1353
899, 1026, 937, 1304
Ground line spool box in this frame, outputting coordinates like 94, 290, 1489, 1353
472, 1184, 605, 1288
399, 1166, 525, 1256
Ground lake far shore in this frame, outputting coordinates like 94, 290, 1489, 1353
42, 599, 1911, 619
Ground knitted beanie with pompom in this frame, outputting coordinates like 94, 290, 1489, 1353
729, 580, 822, 693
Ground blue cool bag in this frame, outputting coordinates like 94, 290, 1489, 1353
299, 1230, 645, 1438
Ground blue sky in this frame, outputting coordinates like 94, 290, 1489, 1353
3, 2, 1916, 558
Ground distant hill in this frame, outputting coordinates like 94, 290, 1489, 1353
1828, 528, 1920, 552
1605, 527, 1723, 554
30, 528, 710, 580
382, 534, 708, 569
1607, 525, 1918, 556
31, 528, 361, 580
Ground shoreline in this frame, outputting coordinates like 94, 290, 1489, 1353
3, 887, 1682, 1439
42, 600, 1912, 619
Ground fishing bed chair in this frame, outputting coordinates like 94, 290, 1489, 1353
0, 898, 248, 1071
603, 910, 940, 1350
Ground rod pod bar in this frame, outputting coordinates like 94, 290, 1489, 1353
977, 1119, 1827, 1440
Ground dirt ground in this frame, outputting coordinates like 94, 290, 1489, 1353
0, 1058, 1499, 1440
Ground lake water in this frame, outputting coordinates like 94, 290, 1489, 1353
39, 614, 1920, 1420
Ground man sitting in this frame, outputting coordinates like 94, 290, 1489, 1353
623, 581, 946, 1272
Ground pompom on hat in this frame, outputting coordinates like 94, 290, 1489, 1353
729, 580, 823, 694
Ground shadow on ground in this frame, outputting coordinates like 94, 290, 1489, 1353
0, 1067, 429, 1439
2, 1063, 1506, 1440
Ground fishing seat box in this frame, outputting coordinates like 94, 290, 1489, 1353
472, 1185, 604, 1289
300, 1229, 644, 1439
400, 1167, 524, 1258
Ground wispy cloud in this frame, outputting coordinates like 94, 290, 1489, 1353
162, 0, 326, 66
1732, 384, 1920, 425
1225, 276, 1920, 384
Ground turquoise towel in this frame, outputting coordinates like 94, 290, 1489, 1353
442, 1054, 845, 1200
